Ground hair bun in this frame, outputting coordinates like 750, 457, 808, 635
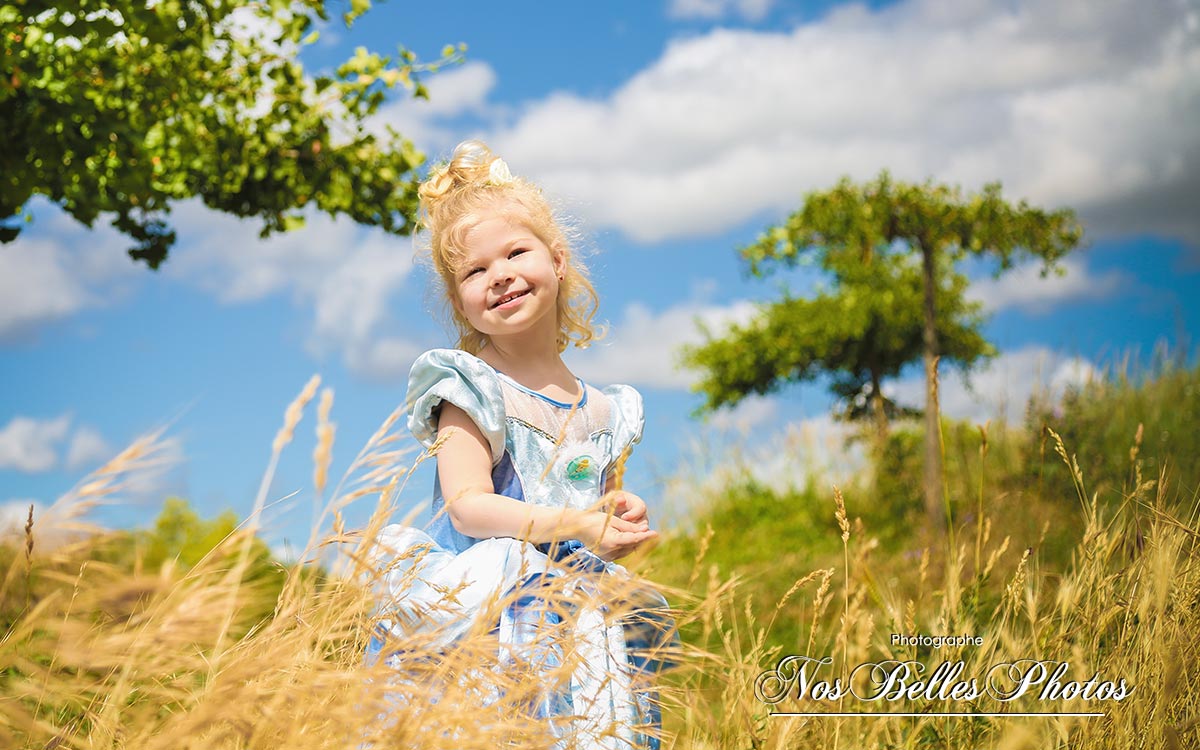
448, 140, 496, 172
419, 140, 502, 208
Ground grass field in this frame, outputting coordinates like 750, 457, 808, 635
2, 362, 1197, 748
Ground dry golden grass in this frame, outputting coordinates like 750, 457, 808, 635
2, 376, 1197, 749
649, 432, 1199, 749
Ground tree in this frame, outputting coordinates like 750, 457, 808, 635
139, 496, 240, 570
687, 173, 1082, 526
1, 0, 462, 268
683, 244, 992, 446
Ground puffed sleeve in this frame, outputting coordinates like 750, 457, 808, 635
602, 383, 645, 464
406, 349, 506, 465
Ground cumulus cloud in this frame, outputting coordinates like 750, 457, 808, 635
0, 204, 138, 340
968, 255, 1132, 313
886, 345, 1099, 423
707, 393, 780, 432
0, 414, 118, 473
491, 0, 1200, 248
100, 432, 187, 507
0, 415, 71, 472
2, 195, 426, 379
746, 414, 866, 492
571, 299, 757, 388
369, 61, 499, 155
162, 199, 423, 380
343, 335, 428, 382
662, 413, 864, 524
668, 0, 775, 22
66, 426, 115, 471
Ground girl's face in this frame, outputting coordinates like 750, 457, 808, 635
452, 211, 565, 346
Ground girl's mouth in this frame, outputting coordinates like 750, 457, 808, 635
491, 289, 530, 309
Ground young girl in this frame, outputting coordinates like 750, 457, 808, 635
367, 141, 676, 749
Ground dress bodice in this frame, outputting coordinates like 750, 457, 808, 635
405, 348, 644, 553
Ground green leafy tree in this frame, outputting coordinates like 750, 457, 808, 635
1, 0, 462, 268
684, 246, 992, 445
687, 173, 1082, 525
139, 496, 240, 570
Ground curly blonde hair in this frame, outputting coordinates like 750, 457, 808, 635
418, 140, 600, 354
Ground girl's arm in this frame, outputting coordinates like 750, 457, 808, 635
436, 402, 656, 556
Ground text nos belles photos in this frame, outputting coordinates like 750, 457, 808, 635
755, 656, 1131, 704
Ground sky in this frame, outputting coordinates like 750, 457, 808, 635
2, 0, 1198, 556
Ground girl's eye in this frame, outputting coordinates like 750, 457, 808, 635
463, 267, 483, 279
509, 248, 526, 258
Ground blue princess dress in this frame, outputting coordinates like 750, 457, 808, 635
366, 349, 676, 749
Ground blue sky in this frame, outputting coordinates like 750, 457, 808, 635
2, 0, 1198, 554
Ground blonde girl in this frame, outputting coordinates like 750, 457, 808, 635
368, 141, 675, 749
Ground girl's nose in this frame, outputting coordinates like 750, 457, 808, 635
490, 260, 515, 286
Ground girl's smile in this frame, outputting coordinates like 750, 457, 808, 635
491, 288, 530, 309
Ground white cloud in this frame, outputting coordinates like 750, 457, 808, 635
886, 345, 1099, 423
0, 203, 138, 340
343, 335, 427, 382
0, 499, 41, 538
491, 0, 1200, 247
163, 200, 423, 380
66, 426, 115, 472
747, 414, 866, 492
661, 413, 865, 524
369, 62, 499, 155
668, 0, 775, 22
968, 255, 1132, 313
0, 238, 92, 338
0, 414, 121, 474
100, 433, 187, 506
707, 393, 780, 432
0, 415, 71, 472
51, 430, 188, 520
2, 196, 425, 380
570, 299, 757, 387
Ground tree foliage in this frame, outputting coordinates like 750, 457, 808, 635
685, 172, 1082, 524
1, 0, 462, 267
138, 496, 240, 570
684, 241, 993, 437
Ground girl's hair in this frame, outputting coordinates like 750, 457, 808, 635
418, 140, 600, 354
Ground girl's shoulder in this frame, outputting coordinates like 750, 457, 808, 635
406, 348, 506, 463
410, 348, 500, 385
598, 382, 645, 453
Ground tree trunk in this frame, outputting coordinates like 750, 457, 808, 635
920, 240, 944, 527
870, 365, 888, 448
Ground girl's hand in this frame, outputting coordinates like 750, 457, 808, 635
580, 511, 658, 561
607, 490, 649, 526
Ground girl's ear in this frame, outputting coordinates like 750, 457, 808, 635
553, 248, 568, 279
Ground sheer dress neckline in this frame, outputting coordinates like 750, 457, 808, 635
489, 366, 588, 410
